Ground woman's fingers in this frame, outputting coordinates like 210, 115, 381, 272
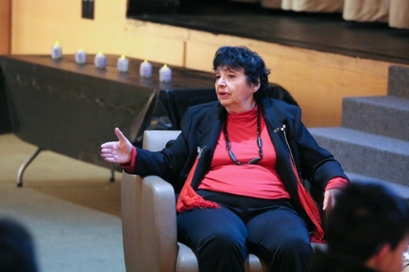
115, 127, 128, 143
100, 141, 115, 149
100, 142, 117, 159
103, 157, 117, 163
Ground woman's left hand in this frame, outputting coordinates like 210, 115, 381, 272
323, 188, 342, 213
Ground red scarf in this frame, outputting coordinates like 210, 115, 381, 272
176, 157, 220, 212
289, 156, 325, 244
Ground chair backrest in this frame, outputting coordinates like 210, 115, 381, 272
143, 130, 182, 151
158, 89, 217, 130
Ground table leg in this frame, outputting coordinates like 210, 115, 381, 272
110, 166, 115, 182
17, 147, 44, 187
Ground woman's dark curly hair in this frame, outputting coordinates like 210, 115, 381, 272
212, 46, 271, 101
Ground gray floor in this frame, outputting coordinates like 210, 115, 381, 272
0, 133, 125, 272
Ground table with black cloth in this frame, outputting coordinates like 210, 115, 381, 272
0, 54, 293, 186
0, 54, 219, 186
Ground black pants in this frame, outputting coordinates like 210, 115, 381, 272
177, 190, 313, 272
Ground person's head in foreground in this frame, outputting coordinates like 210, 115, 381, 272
0, 217, 38, 272
317, 182, 409, 272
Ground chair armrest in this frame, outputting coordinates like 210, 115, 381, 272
121, 171, 178, 272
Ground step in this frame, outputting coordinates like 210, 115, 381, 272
346, 172, 409, 200
342, 95, 409, 141
309, 127, 409, 187
388, 65, 409, 100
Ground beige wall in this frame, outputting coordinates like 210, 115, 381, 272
0, 0, 11, 54
11, 0, 406, 127
11, 0, 187, 66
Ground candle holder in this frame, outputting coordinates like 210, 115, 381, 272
51, 41, 62, 60
117, 55, 129, 73
75, 49, 87, 64
159, 64, 172, 82
94, 52, 107, 69
139, 60, 152, 78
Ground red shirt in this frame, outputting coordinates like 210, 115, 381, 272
199, 106, 290, 199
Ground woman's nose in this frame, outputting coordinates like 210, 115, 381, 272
216, 77, 226, 86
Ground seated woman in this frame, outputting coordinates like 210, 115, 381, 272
101, 45, 349, 272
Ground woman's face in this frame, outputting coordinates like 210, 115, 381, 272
215, 66, 259, 113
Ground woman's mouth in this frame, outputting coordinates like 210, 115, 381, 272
218, 92, 229, 99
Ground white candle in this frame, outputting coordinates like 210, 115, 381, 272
139, 60, 152, 78
117, 55, 129, 73
159, 64, 172, 82
94, 51, 107, 69
51, 41, 62, 60
75, 49, 87, 64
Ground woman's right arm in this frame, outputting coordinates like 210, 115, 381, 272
100, 126, 190, 180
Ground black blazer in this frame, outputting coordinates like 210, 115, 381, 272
134, 97, 348, 230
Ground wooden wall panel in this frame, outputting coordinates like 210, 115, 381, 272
0, 0, 11, 54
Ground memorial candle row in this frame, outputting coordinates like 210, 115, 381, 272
50, 41, 172, 82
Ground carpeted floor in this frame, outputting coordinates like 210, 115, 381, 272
0, 133, 125, 272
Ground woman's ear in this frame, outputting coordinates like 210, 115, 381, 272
365, 243, 391, 271
252, 80, 261, 93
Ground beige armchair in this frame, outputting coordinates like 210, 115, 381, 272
121, 130, 324, 272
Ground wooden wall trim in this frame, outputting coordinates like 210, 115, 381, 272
0, 0, 11, 55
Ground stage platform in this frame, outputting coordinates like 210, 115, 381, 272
128, 0, 409, 66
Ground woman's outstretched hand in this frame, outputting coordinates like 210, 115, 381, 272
100, 128, 133, 164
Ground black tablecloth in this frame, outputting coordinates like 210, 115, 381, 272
0, 54, 216, 169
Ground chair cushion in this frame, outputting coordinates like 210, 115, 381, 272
176, 242, 269, 272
